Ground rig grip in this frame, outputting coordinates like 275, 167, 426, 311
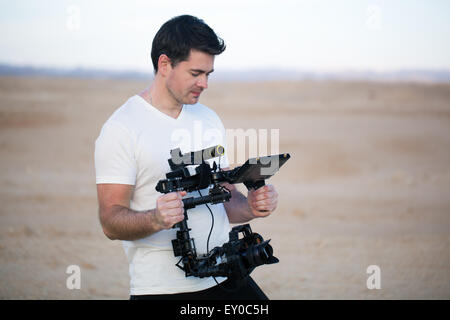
243, 179, 265, 190
244, 180, 269, 212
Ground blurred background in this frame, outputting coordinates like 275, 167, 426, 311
0, 0, 449, 299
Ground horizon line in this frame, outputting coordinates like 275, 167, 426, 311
1, 62, 450, 83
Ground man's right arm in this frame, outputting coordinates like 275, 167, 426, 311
97, 183, 186, 241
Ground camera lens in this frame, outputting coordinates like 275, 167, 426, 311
242, 240, 278, 267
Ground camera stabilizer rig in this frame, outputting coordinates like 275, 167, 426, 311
155, 145, 290, 281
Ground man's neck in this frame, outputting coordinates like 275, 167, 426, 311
139, 82, 183, 119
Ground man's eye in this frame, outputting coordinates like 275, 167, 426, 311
191, 73, 200, 77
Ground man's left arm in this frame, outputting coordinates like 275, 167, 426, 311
220, 168, 278, 223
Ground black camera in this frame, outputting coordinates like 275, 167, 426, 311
156, 145, 290, 282
185, 224, 279, 280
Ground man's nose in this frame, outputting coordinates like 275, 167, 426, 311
196, 75, 208, 89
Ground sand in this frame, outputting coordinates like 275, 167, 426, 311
0, 76, 449, 299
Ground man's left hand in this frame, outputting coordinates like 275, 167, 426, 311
247, 184, 278, 218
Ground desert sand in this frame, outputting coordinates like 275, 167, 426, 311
0, 76, 449, 299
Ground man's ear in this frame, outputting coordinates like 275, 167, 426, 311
158, 54, 172, 76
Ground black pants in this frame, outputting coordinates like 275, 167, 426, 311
130, 277, 268, 300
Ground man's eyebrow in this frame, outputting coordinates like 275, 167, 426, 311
190, 69, 214, 74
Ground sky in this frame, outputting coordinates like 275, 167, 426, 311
0, 0, 449, 73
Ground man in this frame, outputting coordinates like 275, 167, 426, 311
95, 15, 278, 300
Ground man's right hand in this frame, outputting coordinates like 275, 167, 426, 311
154, 191, 187, 229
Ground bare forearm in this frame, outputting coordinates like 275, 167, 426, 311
100, 205, 162, 241
224, 190, 255, 224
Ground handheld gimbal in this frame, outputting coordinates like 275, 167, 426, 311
155, 145, 290, 281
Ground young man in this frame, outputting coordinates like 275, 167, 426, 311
95, 15, 278, 300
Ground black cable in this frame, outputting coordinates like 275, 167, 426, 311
200, 154, 221, 254
199, 180, 243, 293
197, 189, 214, 254
197, 157, 243, 293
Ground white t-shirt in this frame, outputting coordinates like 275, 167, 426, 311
95, 95, 231, 295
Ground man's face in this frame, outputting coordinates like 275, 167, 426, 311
165, 49, 215, 105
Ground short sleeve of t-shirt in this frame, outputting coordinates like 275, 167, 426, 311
95, 120, 137, 185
